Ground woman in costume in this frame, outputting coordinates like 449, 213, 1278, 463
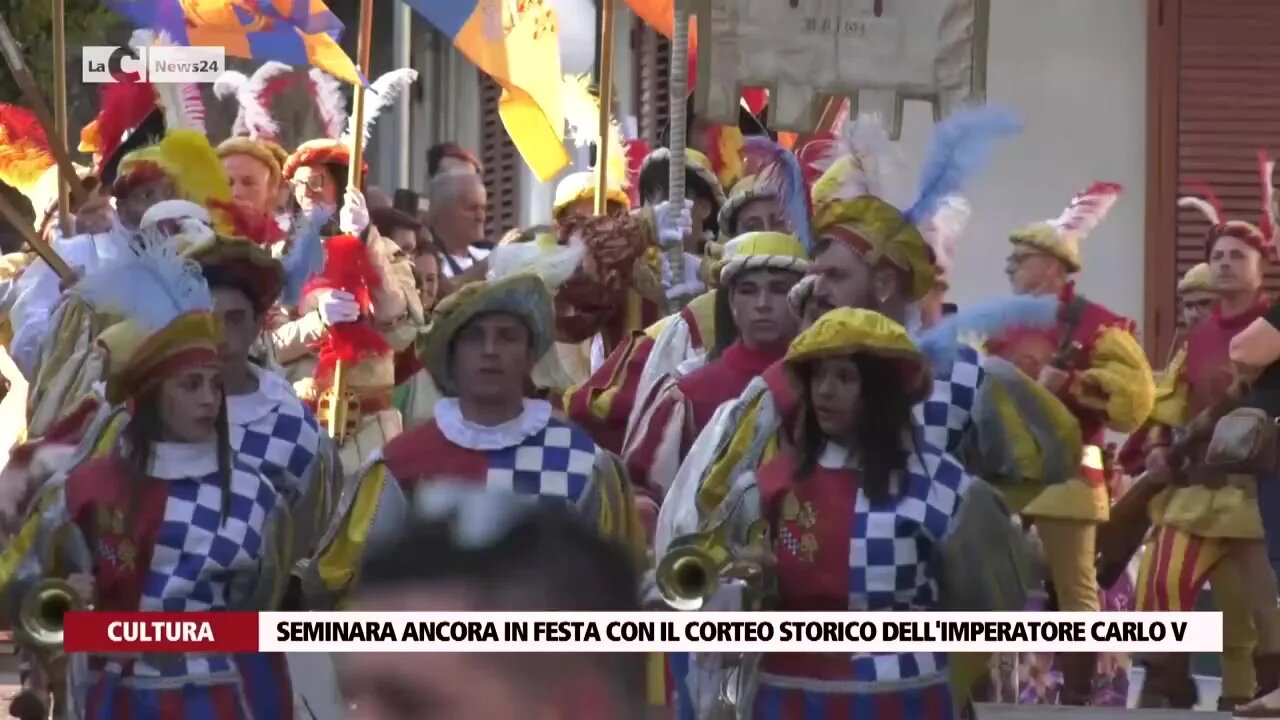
10, 243, 294, 719
687, 308, 972, 718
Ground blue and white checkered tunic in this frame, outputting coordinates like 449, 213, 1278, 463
226, 369, 322, 506
913, 343, 984, 455
136, 456, 279, 680
847, 442, 971, 683
485, 418, 598, 504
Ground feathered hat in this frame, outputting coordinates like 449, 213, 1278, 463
75, 242, 220, 404
813, 107, 1020, 301
282, 68, 418, 184
721, 136, 813, 248
419, 234, 580, 394
1178, 150, 1277, 260
214, 61, 299, 184
113, 129, 233, 212
556, 74, 631, 218
1178, 262, 1214, 295
181, 202, 328, 313
1009, 182, 1123, 272
88, 30, 207, 187
0, 103, 92, 233
660, 93, 770, 190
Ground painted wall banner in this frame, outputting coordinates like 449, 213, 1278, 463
693, 0, 989, 135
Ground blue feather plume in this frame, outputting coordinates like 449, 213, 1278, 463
904, 106, 1021, 226
740, 136, 813, 251
914, 294, 1059, 376
280, 207, 331, 307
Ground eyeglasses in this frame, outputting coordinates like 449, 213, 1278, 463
292, 174, 329, 193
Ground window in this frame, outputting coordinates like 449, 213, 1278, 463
477, 74, 521, 243
1145, 0, 1280, 359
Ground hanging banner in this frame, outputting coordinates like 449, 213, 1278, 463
694, 0, 989, 135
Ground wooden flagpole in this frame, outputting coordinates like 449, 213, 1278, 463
327, 0, 374, 441
593, 0, 616, 216
52, 0, 71, 237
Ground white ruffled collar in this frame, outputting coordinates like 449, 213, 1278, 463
149, 439, 219, 479
819, 442, 854, 469
226, 365, 295, 426
434, 398, 553, 451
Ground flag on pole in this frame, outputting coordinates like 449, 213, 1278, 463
105, 0, 364, 85
401, 0, 568, 181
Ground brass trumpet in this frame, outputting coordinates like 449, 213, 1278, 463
656, 518, 772, 611
15, 578, 85, 660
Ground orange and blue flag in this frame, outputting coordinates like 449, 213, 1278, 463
402, 0, 568, 181
106, 0, 364, 85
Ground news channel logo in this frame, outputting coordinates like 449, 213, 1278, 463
82, 46, 225, 84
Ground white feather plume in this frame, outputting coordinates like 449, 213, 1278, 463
309, 69, 347, 139
340, 68, 418, 145
921, 195, 971, 275
221, 62, 293, 139
75, 240, 213, 333
486, 236, 585, 291
1178, 196, 1221, 226
842, 113, 903, 200
214, 71, 250, 134
128, 29, 205, 132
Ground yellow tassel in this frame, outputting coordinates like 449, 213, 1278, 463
560, 74, 628, 190
158, 129, 232, 208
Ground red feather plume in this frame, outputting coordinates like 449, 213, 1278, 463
0, 103, 54, 193
301, 234, 389, 385
207, 199, 285, 247
93, 81, 159, 174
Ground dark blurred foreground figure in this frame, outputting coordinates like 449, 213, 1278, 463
340, 496, 648, 720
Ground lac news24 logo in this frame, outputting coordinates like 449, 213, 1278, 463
82, 46, 224, 84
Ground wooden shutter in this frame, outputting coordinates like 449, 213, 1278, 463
477, 74, 522, 243
632, 24, 672, 146
1144, 0, 1280, 359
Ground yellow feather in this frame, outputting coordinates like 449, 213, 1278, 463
158, 129, 232, 208
717, 127, 744, 188
560, 74, 628, 190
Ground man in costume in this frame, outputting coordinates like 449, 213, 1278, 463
623, 231, 807, 520
563, 145, 796, 455
303, 268, 645, 606
178, 208, 340, 584
988, 182, 1155, 705
1132, 181, 1280, 711
274, 70, 423, 473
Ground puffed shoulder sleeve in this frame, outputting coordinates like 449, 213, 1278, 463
1148, 342, 1190, 429
937, 474, 1032, 613
580, 450, 648, 569
963, 355, 1083, 487
1070, 324, 1156, 432
303, 454, 409, 608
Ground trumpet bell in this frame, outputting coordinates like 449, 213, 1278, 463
15, 579, 85, 656
656, 538, 731, 611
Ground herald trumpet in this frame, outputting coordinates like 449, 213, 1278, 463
15, 578, 85, 658
656, 518, 772, 611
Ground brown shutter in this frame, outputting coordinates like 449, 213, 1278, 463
477, 73, 522, 243
1145, 0, 1280, 359
632, 24, 672, 146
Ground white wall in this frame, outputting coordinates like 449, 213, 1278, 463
896, 0, 1148, 332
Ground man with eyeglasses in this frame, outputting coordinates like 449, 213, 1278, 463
339, 499, 647, 720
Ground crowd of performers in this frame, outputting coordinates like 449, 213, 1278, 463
1, 49, 1280, 720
